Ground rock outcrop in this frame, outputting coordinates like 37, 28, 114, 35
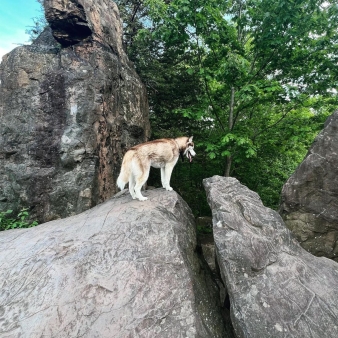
204, 176, 338, 338
0, 0, 150, 223
279, 110, 338, 261
0, 189, 232, 338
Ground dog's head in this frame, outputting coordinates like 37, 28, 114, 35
183, 136, 196, 162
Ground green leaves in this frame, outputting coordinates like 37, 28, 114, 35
116, 0, 337, 210
0, 208, 38, 231
144, 0, 168, 22
221, 133, 257, 159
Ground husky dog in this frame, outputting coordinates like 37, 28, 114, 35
117, 136, 195, 201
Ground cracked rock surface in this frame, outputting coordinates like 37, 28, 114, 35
204, 175, 338, 338
0, 189, 230, 338
0, 0, 150, 223
279, 110, 338, 261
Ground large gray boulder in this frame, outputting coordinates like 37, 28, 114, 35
0, 189, 231, 338
279, 110, 338, 261
0, 0, 150, 223
204, 176, 338, 338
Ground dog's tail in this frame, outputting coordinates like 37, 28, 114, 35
116, 150, 133, 190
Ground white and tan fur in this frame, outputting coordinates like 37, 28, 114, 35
117, 136, 195, 201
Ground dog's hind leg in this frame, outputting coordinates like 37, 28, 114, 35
134, 176, 149, 201
134, 162, 150, 201
129, 174, 136, 199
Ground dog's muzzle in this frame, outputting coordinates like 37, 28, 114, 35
184, 147, 196, 162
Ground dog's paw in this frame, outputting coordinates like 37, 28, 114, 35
138, 196, 148, 201
166, 187, 173, 191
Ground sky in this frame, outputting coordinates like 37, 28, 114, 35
0, 0, 42, 61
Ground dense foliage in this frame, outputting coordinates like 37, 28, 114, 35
0, 209, 38, 231
116, 0, 338, 214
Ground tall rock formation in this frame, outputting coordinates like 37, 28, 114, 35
0, 0, 150, 222
279, 110, 338, 261
204, 176, 338, 338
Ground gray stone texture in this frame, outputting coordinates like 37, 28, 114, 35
0, 189, 231, 338
204, 175, 338, 338
280, 110, 338, 261
0, 0, 150, 223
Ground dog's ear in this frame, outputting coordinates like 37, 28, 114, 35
188, 136, 193, 142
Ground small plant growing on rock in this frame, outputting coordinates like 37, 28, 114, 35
0, 208, 38, 231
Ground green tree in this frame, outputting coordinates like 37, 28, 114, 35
118, 0, 337, 209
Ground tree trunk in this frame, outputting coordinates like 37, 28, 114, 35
224, 155, 232, 177
224, 86, 235, 177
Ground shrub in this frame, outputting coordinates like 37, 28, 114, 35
0, 208, 38, 231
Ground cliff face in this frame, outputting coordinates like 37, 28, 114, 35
279, 111, 338, 261
0, 0, 150, 222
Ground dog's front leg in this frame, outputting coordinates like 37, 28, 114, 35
163, 163, 175, 191
161, 167, 166, 189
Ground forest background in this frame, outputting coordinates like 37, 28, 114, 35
27, 0, 338, 216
